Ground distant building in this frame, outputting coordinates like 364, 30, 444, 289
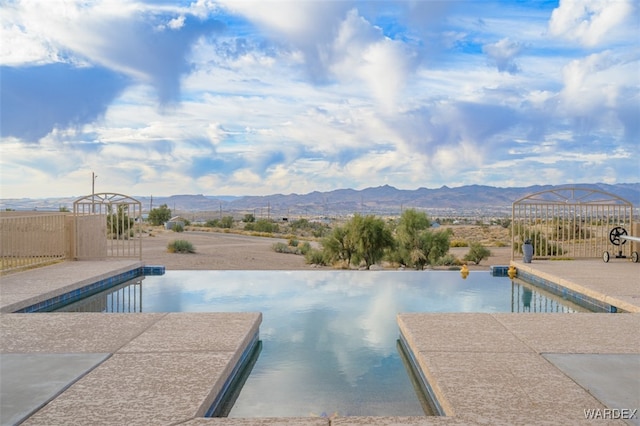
165, 216, 185, 230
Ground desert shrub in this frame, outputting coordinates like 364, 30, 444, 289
436, 254, 459, 266
450, 240, 468, 247
290, 219, 329, 237
246, 219, 278, 233
498, 218, 511, 228
167, 240, 195, 253
173, 223, 184, 232
273, 242, 293, 253
220, 216, 234, 229
513, 227, 564, 257
463, 242, 491, 265
289, 238, 299, 247
553, 222, 591, 239
254, 219, 279, 233
249, 231, 273, 237
305, 249, 326, 265
299, 241, 312, 255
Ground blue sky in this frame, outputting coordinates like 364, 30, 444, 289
1, 0, 638, 198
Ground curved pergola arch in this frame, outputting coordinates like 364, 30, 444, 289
74, 192, 141, 205
511, 186, 634, 260
513, 187, 632, 206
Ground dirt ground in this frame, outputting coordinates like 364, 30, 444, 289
141, 228, 513, 271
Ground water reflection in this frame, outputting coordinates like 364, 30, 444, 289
57, 278, 144, 312
56, 271, 588, 416
510, 279, 586, 313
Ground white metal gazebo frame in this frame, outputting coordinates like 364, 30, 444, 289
73, 192, 142, 260
511, 187, 634, 261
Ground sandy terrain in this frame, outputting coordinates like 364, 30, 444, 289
141, 228, 513, 271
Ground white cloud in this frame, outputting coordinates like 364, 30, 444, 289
558, 50, 632, 118
548, 0, 636, 47
1, 1, 638, 199
482, 37, 524, 74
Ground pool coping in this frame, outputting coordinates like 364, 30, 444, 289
512, 260, 640, 313
398, 312, 640, 425
1, 311, 263, 425
0, 260, 146, 314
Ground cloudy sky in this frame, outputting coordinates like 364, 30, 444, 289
1, 0, 638, 198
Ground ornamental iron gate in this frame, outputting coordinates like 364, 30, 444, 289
511, 187, 635, 261
73, 193, 142, 260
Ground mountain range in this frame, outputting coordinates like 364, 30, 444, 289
3, 183, 639, 218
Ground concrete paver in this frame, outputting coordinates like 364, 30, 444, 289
1, 310, 261, 426
0, 353, 109, 426
544, 353, 640, 426
22, 351, 239, 425
493, 313, 640, 353
0, 313, 165, 353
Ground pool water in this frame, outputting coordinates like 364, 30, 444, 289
56, 270, 588, 417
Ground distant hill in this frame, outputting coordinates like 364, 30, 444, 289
2, 183, 639, 217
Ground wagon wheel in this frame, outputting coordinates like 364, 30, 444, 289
609, 227, 628, 246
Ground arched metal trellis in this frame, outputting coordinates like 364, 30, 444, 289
511, 187, 634, 261
73, 193, 142, 260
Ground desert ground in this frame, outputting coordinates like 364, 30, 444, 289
141, 226, 513, 271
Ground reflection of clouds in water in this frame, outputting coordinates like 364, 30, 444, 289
136, 270, 516, 416
359, 283, 399, 353
113, 271, 573, 416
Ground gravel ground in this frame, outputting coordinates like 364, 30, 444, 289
141, 229, 513, 271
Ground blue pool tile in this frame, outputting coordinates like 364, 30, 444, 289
15, 265, 164, 313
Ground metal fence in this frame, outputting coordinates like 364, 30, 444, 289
0, 193, 143, 273
73, 193, 142, 260
511, 187, 635, 260
0, 212, 69, 273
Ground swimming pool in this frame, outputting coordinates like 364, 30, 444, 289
55, 270, 588, 417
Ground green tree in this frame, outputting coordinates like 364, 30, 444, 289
322, 225, 356, 266
148, 204, 171, 226
349, 214, 394, 269
205, 219, 220, 227
220, 216, 234, 228
396, 209, 431, 269
243, 213, 255, 223
393, 209, 452, 270
464, 242, 492, 265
